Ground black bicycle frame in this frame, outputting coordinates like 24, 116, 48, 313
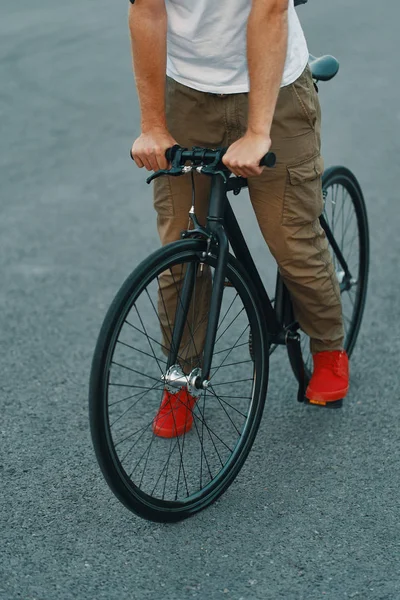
168, 170, 351, 390
170, 173, 290, 382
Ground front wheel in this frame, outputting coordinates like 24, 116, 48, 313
287, 166, 369, 382
89, 239, 269, 522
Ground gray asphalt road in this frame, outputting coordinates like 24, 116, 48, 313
1, 1, 400, 599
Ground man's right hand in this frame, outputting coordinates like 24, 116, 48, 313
130, 127, 178, 172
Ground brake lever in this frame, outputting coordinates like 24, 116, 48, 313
146, 167, 183, 184
146, 145, 188, 184
197, 148, 229, 183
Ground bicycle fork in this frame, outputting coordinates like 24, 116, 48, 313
164, 174, 230, 393
163, 224, 228, 394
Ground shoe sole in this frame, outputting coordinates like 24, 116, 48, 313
305, 397, 343, 409
305, 385, 349, 407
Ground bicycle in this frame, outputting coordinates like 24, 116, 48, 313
89, 54, 369, 522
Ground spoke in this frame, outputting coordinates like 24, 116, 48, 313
175, 412, 190, 500
211, 393, 242, 435
156, 275, 174, 350
194, 401, 226, 466
169, 265, 201, 369
216, 292, 239, 334
341, 204, 356, 246
191, 264, 197, 344
162, 437, 176, 500
333, 187, 347, 235
346, 290, 355, 308
159, 391, 234, 457
117, 388, 162, 464
207, 388, 248, 418
125, 320, 171, 354
210, 324, 250, 382
210, 394, 251, 400
345, 231, 359, 264
146, 284, 180, 360
117, 340, 167, 365
124, 319, 187, 367
170, 402, 190, 500
110, 379, 162, 429
215, 306, 246, 346
137, 429, 158, 488
178, 310, 209, 358
135, 302, 165, 376
174, 369, 194, 500
150, 438, 179, 498
116, 417, 153, 456
109, 387, 163, 408
109, 382, 164, 390
331, 184, 337, 242
211, 377, 253, 387
129, 437, 155, 479
213, 341, 248, 356
210, 359, 253, 371
341, 187, 345, 254
190, 389, 214, 490
111, 361, 161, 384
199, 390, 205, 491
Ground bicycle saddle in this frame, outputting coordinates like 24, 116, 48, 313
309, 54, 340, 82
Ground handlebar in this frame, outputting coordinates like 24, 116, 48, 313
130, 144, 277, 185
165, 145, 277, 169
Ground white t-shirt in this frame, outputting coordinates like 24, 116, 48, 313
166, 0, 309, 94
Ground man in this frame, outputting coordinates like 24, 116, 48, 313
129, 0, 349, 438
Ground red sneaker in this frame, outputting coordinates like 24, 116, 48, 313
152, 388, 197, 438
306, 350, 349, 405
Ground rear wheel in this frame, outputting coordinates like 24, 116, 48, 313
89, 239, 269, 522
287, 166, 369, 382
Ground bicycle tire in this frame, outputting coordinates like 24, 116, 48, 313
89, 238, 269, 522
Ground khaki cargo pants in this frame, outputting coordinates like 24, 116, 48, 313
154, 66, 344, 368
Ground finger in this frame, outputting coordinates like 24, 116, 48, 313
155, 149, 169, 171
145, 151, 162, 172
222, 154, 237, 170
224, 159, 239, 175
242, 165, 264, 178
140, 155, 153, 171
131, 151, 145, 169
230, 164, 248, 178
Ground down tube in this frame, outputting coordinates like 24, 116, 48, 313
224, 198, 280, 336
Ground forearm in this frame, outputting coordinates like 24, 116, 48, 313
129, 2, 168, 132
247, 0, 289, 136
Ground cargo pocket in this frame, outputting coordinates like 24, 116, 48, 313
282, 154, 324, 225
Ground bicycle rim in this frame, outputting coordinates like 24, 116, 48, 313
89, 240, 268, 521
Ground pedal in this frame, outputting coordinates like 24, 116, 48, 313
305, 398, 343, 409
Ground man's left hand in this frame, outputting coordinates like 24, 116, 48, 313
222, 131, 272, 178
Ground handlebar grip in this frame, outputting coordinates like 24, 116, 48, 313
165, 145, 181, 163
260, 152, 276, 168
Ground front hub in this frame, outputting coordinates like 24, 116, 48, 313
162, 365, 204, 398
